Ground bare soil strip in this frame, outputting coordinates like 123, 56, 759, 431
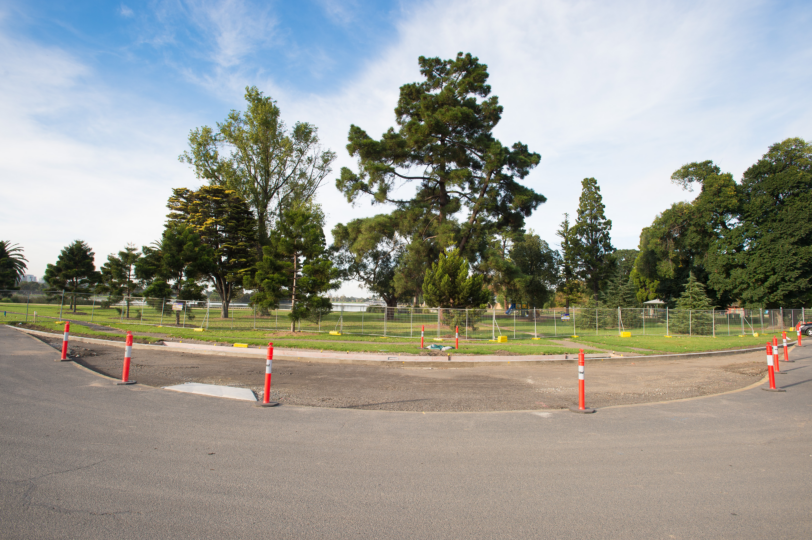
32, 333, 767, 412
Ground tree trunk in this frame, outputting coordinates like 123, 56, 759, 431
385, 297, 398, 321
290, 252, 298, 332
216, 279, 230, 319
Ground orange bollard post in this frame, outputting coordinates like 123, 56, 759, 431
420, 325, 424, 349
59, 322, 70, 361
116, 331, 136, 385
773, 336, 782, 373
455, 326, 459, 350
782, 331, 792, 363
257, 342, 279, 407
762, 343, 785, 392
570, 349, 596, 413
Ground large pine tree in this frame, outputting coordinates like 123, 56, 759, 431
671, 272, 715, 335
337, 52, 545, 273
43, 241, 100, 312
167, 185, 257, 318
572, 178, 615, 301
98, 244, 142, 318
556, 213, 582, 310
248, 204, 339, 331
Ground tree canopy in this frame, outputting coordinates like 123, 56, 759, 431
43, 241, 100, 312
422, 249, 490, 309
180, 86, 335, 249
331, 213, 406, 311
248, 205, 339, 331
632, 160, 738, 306
167, 185, 257, 318
572, 178, 614, 301
137, 223, 214, 323
98, 243, 142, 318
713, 138, 812, 307
0, 241, 27, 290
337, 52, 545, 261
507, 232, 560, 308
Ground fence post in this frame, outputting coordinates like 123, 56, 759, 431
160, 299, 165, 325
554, 309, 557, 336
666, 307, 669, 336
384, 306, 387, 336
780, 307, 784, 330
513, 309, 516, 339
362, 309, 365, 334
205, 300, 210, 329
492, 307, 496, 340
760, 307, 764, 333
727, 311, 730, 335
253, 304, 256, 330
182, 302, 186, 328
741, 310, 745, 335
533, 306, 537, 337
712, 309, 715, 337
25, 292, 30, 323
340, 304, 344, 334
689, 310, 692, 336
573, 308, 577, 336
437, 307, 441, 338
59, 290, 64, 320
90, 295, 96, 322
466, 308, 469, 339
618, 307, 621, 336
410, 307, 413, 338
595, 308, 598, 336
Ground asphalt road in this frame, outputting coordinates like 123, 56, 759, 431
1, 325, 810, 539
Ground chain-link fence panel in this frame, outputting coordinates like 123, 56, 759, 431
2, 290, 809, 340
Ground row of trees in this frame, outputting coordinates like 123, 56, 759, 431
633, 138, 812, 309
13, 53, 811, 329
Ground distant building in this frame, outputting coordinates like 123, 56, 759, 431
22, 275, 37, 282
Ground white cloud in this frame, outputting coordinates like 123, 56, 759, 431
314, 0, 360, 26
0, 31, 199, 282
120, 4, 134, 18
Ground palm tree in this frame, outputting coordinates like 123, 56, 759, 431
0, 241, 29, 290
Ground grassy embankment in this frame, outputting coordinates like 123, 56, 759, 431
572, 334, 792, 354
3, 321, 595, 356
2, 302, 798, 356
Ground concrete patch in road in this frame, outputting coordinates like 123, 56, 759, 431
163, 382, 257, 402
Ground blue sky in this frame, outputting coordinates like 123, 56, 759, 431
2, 0, 811, 295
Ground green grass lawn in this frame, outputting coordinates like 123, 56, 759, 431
3, 302, 799, 356
3, 321, 593, 356
572, 334, 789, 354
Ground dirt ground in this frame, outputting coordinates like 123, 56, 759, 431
34, 334, 768, 412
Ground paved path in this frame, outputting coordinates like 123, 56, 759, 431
1, 325, 810, 539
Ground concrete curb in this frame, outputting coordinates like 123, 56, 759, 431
12, 325, 783, 368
